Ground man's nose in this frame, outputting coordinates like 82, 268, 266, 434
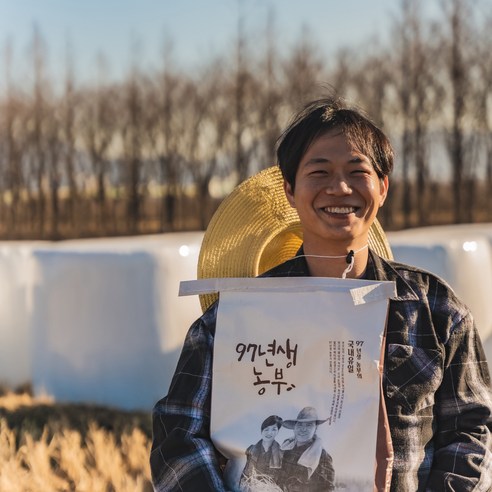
325, 175, 351, 195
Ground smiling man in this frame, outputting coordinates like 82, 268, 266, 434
150, 97, 492, 491
278, 99, 392, 280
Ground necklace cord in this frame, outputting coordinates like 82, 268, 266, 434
290, 244, 368, 279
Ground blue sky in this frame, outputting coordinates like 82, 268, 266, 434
0, 0, 444, 87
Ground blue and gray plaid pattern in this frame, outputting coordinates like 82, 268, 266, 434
150, 249, 492, 491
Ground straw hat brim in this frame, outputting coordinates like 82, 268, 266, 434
198, 166, 393, 312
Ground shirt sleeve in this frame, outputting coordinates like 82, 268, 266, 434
150, 305, 227, 492
427, 311, 492, 491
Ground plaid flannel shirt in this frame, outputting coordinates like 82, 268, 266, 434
150, 249, 492, 491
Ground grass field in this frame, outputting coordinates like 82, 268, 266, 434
0, 389, 153, 491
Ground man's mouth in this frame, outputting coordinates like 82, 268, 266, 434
321, 206, 357, 214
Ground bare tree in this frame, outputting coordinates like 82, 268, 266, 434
281, 27, 325, 110
61, 41, 79, 233
184, 62, 234, 229
329, 47, 356, 99
2, 40, 24, 236
27, 26, 48, 236
120, 65, 145, 234
144, 40, 182, 231
391, 0, 415, 228
406, 1, 443, 225
473, 13, 492, 221
45, 101, 63, 237
233, 7, 250, 184
442, 0, 475, 223
255, 8, 284, 169
80, 55, 117, 233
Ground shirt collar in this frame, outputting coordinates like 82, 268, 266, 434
290, 246, 420, 302
366, 250, 420, 302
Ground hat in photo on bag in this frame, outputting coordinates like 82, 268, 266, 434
282, 407, 329, 429
197, 166, 393, 312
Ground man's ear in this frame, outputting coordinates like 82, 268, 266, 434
284, 179, 296, 208
379, 176, 389, 208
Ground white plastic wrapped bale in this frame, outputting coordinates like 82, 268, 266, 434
387, 224, 492, 362
30, 232, 204, 410
0, 242, 47, 388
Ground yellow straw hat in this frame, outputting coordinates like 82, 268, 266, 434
198, 166, 393, 312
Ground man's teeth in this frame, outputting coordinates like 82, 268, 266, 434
323, 206, 356, 214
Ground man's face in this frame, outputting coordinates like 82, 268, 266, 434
294, 421, 316, 444
284, 130, 388, 253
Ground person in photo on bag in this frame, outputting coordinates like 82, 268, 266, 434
278, 407, 335, 492
240, 415, 284, 488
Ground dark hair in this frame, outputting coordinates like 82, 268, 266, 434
261, 415, 283, 432
276, 97, 394, 190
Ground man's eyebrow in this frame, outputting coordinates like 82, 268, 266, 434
305, 157, 330, 164
304, 156, 368, 165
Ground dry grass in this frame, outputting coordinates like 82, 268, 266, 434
0, 391, 152, 492
240, 471, 283, 492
